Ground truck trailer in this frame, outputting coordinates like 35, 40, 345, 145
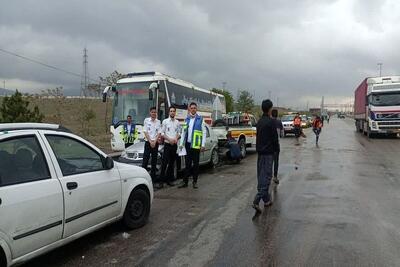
354, 76, 400, 138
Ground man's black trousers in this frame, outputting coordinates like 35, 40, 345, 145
142, 141, 158, 181
183, 142, 200, 184
160, 143, 177, 183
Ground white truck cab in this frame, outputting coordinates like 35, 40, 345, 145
0, 123, 153, 267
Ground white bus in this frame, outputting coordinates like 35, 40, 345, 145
103, 72, 226, 151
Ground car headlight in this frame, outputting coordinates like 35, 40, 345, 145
121, 151, 127, 158
372, 121, 377, 129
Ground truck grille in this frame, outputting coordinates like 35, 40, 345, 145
377, 121, 400, 128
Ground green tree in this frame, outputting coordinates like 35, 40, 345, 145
0, 90, 44, 123
211, 88, 234, 112
99, 70, 126, 86
235, 90, 255, 112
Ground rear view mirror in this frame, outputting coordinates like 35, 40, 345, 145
149, 82, 158, 101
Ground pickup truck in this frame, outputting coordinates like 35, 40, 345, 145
212, 112, 257, 158
0, 123, 153, 267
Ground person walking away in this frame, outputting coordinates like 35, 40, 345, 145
271, 109, 282, 184
312, 115, 323, 145
178, 102, 206, 189
293, 113, 302, 140
142, 107, 161, 182
157, 106, 181, 188
121, 115, 138, 148
252, 99, 279, 213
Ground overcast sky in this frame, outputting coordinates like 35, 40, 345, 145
1, 0, 400, 108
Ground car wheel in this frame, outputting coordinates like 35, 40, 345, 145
210, 148, 219, 168
239, 138, 246, 158
123, 189, 150, 229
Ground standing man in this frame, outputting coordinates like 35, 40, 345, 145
271, 109, 283, 184
293, 113, 302, 139
252, 99, 279, 213
142, 107, 161, 182
121, 115, 138, 148
157, 106, 181, 188
178, 102, 206, 189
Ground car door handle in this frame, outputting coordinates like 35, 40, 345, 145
66, 182, 78, 190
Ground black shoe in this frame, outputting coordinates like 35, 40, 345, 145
273, 177, 279, 184
252, 203, 262, 213
166, 182, 175, 187
178, 183, 188, 188
193, 182, 198, 189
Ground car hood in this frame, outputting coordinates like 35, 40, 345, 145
115, 161, 151, 181
125, 141, 163, 154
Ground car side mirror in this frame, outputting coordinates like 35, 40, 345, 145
103, 156, 114, 170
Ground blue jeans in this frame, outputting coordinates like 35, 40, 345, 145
253, 154, 273, 205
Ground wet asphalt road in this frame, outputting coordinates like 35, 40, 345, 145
27, 118, 400, 267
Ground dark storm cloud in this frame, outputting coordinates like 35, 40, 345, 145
1, 0, 399, 107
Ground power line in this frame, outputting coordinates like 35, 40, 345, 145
0, 47, 100, 83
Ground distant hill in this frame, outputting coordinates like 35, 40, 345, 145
0, 88, 15, 96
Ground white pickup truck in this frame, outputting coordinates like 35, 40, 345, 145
0, 123, 153, 267
212, 112, 257, 158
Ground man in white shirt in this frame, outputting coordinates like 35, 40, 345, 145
142, 107, 161, 181
178, 102, 206, 189
157, 106, 181, 188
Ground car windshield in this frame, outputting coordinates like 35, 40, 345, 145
281, 115, 295, 121
370, 93, 400, 106
112, 82, 154, 125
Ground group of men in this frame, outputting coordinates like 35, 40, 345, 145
121, 99, 324, 213
121, 102, 206, 190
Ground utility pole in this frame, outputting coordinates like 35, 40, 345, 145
81, 47, 89, 97
268, 90, 271, 99
3, 80, 5, 90
377, 63, 383, 77
222, 82, 226, 92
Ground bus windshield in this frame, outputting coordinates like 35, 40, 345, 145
370, 92, 400, 106
112, 82, 153, 125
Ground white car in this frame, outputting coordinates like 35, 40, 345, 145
0, 123, 153, 267
119, 124, 220, 170
281, 114, 296, 136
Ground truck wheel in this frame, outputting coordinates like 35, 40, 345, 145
123, 189, 150, 229
209, 149, 219, 168
239, 139, 246, 158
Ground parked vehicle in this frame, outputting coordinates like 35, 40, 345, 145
354, 76, 400, 138
0, 123, 153, 267
103, 72, 226, 152
119, 124, 220, 174
281, 114, 296, 136
300, 115, 311, 128
212, 112, 257, 158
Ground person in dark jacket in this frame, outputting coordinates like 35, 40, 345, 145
252, 99, 279, 213
271, 109, 282, 184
